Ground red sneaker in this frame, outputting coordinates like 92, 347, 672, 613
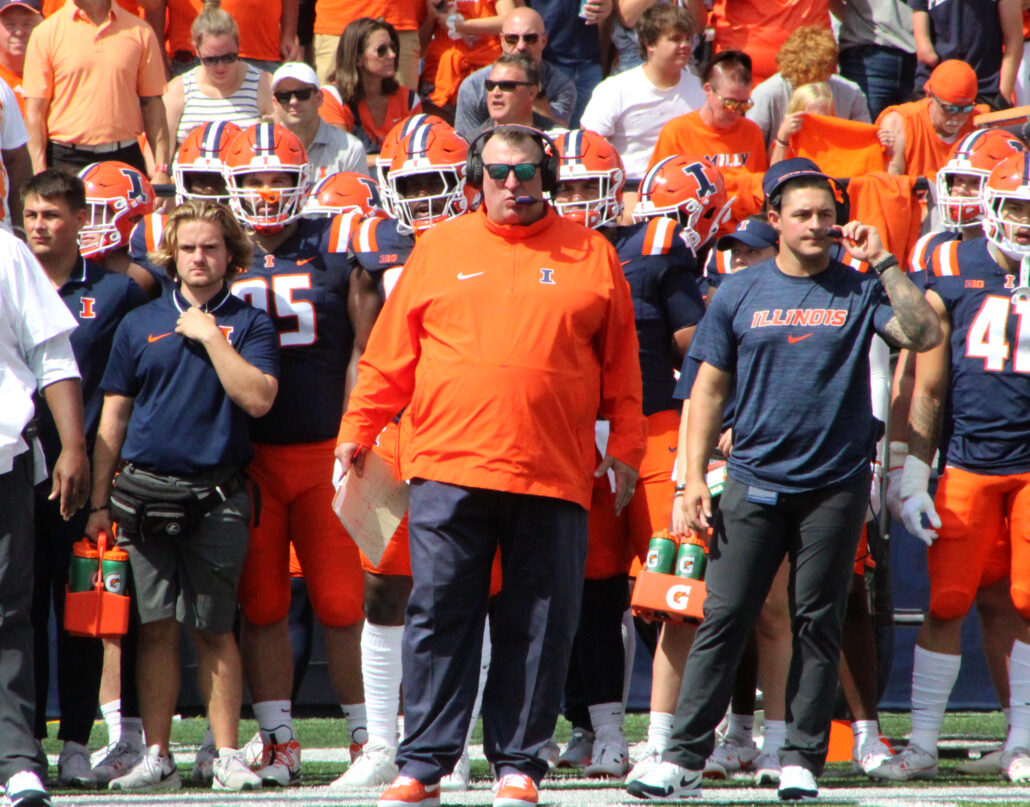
493, 773, 538, 807
378, 775, 441, 807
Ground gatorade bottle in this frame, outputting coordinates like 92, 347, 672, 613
675, 535, 707, 580
101, 543, 130, 596
69, 539, 100, 592
644, 529, 678, 575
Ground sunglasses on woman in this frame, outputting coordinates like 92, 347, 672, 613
199, 52, 238, 66
372, 43, 394, 58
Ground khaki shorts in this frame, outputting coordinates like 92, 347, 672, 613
123, 485, 251, 633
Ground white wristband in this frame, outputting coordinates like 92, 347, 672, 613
889, 441, 908, 471
899, 454, 931, 500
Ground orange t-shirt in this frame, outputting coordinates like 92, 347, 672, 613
847, 173, 922, 269
876, 98, 975, 181
314, 0, 422, 37
337, 207, 647, 508
791, 114, 888, 178
42, 0, 143, 17
708, 0, 831, 85
422, 0, 501, 108
319, 85, 421, 149
164, 0, 280, 63
0, 64, 24, 117
649, 111, 768, 180
23, 1, 166, 144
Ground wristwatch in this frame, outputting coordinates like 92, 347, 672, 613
870, 254, 898, 277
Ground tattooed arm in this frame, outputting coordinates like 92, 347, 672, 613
906, 290, 951, 464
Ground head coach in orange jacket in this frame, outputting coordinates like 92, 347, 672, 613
335, 123, 647, 807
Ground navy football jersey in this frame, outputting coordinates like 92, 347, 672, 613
925, 237, 1030, 474
35, 258, 147, 468
128, 213, 174, 292
611, 218, 705, 415
101, 285, 279, 474
231, 214, 358, 445
689, 259, 894, 492
350, 214, 416, 299
909, 230, 961, 293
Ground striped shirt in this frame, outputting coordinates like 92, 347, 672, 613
176, 63, 263, 144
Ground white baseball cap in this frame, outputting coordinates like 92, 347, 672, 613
272, 62, 320, 90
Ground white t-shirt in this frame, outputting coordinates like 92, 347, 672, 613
0, 229, 79, 477
0, 76, 27, 231
580, 65, 705, 180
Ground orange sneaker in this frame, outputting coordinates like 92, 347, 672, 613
378, 775, 440, 807
493, 773, 538, 807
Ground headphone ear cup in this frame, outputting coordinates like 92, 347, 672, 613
542, 152, 559, 194
831, 179, 850, 225
465, 150, 483, 190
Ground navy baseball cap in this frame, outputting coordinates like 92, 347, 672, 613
762, 157, 830, 199
717, 218, 778, 251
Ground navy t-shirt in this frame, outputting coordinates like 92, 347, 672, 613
101, 285, 280, 474
36, 259, 147, 468
529, 0, 601, 66
688, 258, 894, 492
910, 0, 1003, 95
612, 219, 705, 415
925, 237, 1030, 474
231, 215, 353, 445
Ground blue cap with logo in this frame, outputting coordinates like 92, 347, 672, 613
716, 218, 779, 251
762, 157, 830, 199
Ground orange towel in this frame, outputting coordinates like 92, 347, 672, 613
791, 114, 888, 177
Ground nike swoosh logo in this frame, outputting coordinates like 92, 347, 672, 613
148, 333, 172, 343
667, 446, 677, 453
787, 333, 813, 343
457, 271, 484, 280
297, 256, 316, 265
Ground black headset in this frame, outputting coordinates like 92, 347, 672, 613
465, 124, 560, 194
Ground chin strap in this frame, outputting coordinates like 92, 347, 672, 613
1015, 254, 1030, 303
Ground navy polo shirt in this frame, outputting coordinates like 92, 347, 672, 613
36, 258, 147, 469
101, 284, 279, 474
687, 258, 893, 492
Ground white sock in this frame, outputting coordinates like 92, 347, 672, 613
1004, 707, 1012, 729
121, 717, 143, 751
852, 719, 879, 752
100, 699, 122, 747
647, 711, 674, 752
361, 623, 404, 748
1005, 641, 1030, 751
727, 712, 754, 744
622, 608, 635, 707
253, 700, 295, 745
464, 619, 491, 749
762, 719, 786, 754
342, 703, 368, 746
588, 702, 625, 736
909, 646, 961, 754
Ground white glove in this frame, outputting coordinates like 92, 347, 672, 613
899, 455, 941, 546
885, 441, 907, 523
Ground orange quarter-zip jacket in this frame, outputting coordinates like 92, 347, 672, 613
338, 206, 647, 509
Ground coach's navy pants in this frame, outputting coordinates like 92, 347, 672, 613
396, 479, 587, 785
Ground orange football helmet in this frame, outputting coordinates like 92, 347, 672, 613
937, 128, 1026, 229
223, 122, 311, 232
77, 161, 156, 258
553, 128, 625, 229
389, 121, 469, 235
983, 151, 1030, 257
633, 156, 730, 251
174, 121, 240, 205
304, 171, 383, 217
377, 114, 447, 218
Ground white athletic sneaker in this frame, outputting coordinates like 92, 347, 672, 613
1002, 747, 1030, 782
753, 750, 781, 785
256, 739, 301, 786
625, 761, 702, 800
537, 738, 560, 769
777, 765, 818, 800
212, 748, 262, 791
330, 740, 398, 788
867, 743, 937, 781
440, 750, 471, 792
192, 741, 216, 784
704, 736, 759, 778
5, 770, 50, 807
91, 742, 142, 785
108, 745, 181, 792
58, 742, 94, 787
585, 727, 631, 778
854, 737, 893, 775
242, 731, 264, 768
626, 745, 663, 782
557, 728, 594, 769
957, 746, 1003, 775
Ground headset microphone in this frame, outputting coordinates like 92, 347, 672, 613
514, 196, 542, 204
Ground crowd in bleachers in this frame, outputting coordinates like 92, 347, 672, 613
3, 0, 1030, 806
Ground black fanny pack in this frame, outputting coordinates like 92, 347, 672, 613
109, 464, 243, 541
